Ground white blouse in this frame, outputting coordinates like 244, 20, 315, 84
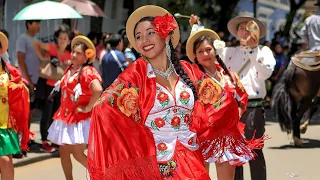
145, 77, 198, 162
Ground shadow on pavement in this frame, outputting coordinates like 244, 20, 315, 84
268, 138, 320, 149
264, 108, 320, 125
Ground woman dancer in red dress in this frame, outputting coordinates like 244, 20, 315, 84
186, 28, 264, 180
47, 36, 102, 180
87, 5, 264, 180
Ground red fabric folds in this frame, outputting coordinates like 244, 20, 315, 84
87, 59, 162, 180
53, 66, 102, 124
190, 63, 264, 166
6, 62, 32, 151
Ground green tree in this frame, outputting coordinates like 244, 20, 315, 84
155, 0, 239, 36
194, 0, 240, 34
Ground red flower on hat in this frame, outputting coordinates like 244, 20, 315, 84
152, 14, 177, 39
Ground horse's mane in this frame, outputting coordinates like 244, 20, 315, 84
271, 63, 296, 133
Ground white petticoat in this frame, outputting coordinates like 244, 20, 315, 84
206, 148, 254, 165
47, 118, 91, 145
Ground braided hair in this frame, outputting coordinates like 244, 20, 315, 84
72, 41, 93, 84
0, 40, 10, 79
0, 59, 10, 80
193, 36, 235, 84
135, 16, 199, 100
169, 41, 198, 100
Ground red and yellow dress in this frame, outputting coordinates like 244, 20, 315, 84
87, 58, 263, 180
191, 64, 260, 165
0, 62, 30, 155
47, 66, 101, 145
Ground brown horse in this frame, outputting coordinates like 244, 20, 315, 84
272, 51, 320, 147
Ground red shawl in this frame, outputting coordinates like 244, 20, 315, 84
87, 59, 206, 180
87, 58, 265, 179
6, 62, 31, 151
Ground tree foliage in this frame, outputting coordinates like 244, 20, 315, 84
283, 0, 306, 39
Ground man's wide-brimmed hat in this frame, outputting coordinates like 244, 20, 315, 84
126, 5, 180, 51
71, 35, 96, 64
186, 28, 220, 62
0, 32, 8, 56
227, 15, 266, 39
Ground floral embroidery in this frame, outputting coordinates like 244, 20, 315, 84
173, 108, 178, 113
179, 90, 190, 105
234, 74, 245, 92
184, 114, 191, 124
188, 137, 194, 145
117, 88, 139, 117
158, 160, 178, 178
94, 93, 107, 106
8, 82, 24, 90
103, 78, 141, 119
198, 78, 223, 108
171, 116, 181, 129
1, 97, 6, 104
157, 91, 169, 107
151, 117, 166, 130
157, 142, 169, 155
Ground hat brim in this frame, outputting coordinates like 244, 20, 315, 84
0, 32, 8, 56
71, 36, 96, 64
227, 16, 266, 39
126, 5, 180, 51
186, 29, 220, 62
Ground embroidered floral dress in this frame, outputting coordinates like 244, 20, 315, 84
192, 64, 254, 165
146, 73, 201, 178
87, 59, 264, 180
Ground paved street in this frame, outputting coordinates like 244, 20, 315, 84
15, 110, 320, 180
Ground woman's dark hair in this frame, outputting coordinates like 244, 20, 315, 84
54, 24, 73, 52
0, 59, 10, 80
72, 41, 93, 83
0, 29, 9, 39
134, 16, 199, 100
193, 36, 234, 84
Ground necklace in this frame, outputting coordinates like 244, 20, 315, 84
152, 60, 174, 80
206, 69, 225, 88
206, 70, 218, 79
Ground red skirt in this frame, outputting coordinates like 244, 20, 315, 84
158, 141, 210, 180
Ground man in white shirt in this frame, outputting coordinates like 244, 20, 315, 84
300, 0, 320, 50
223, 16, 276, 180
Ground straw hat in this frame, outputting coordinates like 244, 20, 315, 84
0, 32, 8, 57
71, 35, 96, 64
186, 28, 220, 62
227, 15, 266, 39
126, 5, 180, 51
